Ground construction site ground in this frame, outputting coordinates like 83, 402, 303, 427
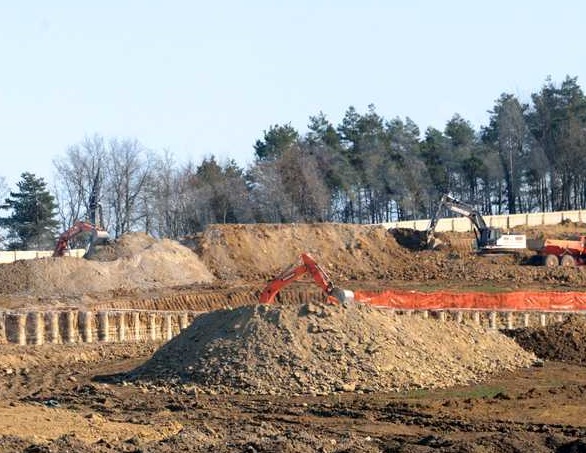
0, 222, 586, 452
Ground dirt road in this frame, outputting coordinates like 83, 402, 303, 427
0, 342, 584, 452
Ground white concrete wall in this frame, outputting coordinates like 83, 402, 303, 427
0, 249, 85, 264
381, 209, 586, 232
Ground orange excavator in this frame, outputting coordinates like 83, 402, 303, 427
53, 220, 110, 258
259, 253, 355, 305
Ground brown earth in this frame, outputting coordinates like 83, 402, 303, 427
0, 222, 585, 451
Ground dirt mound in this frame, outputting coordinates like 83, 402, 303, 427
88, 231, 158, 261
129, 302, 536, 395
197, 223, 415, 281
505, 316, 586, 364
389, 227, 429, 250
194, 223, 586, 289
0, 233, 214, 296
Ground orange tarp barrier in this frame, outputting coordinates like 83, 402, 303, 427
352, 290, 586, 311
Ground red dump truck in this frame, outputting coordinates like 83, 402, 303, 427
528, 235, 586, 267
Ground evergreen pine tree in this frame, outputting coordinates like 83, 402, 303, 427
0, 172, 59, 250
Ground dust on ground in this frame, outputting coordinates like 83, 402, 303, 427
0, 321, 582, 452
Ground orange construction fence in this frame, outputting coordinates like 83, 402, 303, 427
352, 290, 586, 312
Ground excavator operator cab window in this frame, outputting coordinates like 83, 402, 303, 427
480, 228, 500, 246
491, 229, 501, 241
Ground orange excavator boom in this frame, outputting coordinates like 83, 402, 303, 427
259, 253, 353, 305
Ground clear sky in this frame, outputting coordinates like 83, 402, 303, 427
1, 1, 584, 189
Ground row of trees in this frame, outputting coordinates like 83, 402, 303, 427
1, 75, 585, 250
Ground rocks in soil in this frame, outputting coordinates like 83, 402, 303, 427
505, 315, 586, 364
129, 301, 536, 395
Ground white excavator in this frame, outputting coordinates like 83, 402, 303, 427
426, 194, 526, 254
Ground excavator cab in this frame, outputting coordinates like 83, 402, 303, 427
85, 228, 111, 258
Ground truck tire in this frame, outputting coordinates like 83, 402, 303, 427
544, 254, 559, 267
560, 255, 576, 267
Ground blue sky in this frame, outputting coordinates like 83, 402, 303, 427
1, 1, 584, 189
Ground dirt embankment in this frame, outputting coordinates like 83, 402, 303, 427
0, 232, 214, 297
2, 221, 586, 303
194, 223, 586, 289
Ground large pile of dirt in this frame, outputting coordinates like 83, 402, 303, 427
197, 223, 414, 281
0, 232, 214, 296
3, 221, 586, 299
195, 223, 586, 288
129, 302, 536, 395
505, 316, 586, 364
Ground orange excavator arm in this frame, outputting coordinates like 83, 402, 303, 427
259, 253, 349, 305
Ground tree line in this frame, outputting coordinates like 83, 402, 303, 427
1, 75, 585, 250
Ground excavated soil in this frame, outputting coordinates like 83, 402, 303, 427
0, 232, 214, 298
505, 315, 586, 364
2, 222, 586, 301
0, 222, 585, 451
127, 302, 536, 395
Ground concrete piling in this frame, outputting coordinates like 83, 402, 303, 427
0, 307, 575, 347
164, 314, 173, 341
98, 311, 109, 342
65, 311, 76, 343
506, 312, 514, 330
473, 311, 481, 325
132, 311, 141, 341
31, 312, 44, 345
49, 311, 60, 344
180, 312, 189, 330
82, 311, 93, 343
489, 312, 497, 330
16, 313, 26, 345
148, 313, 157, 341
0, 313, 6, 344
118, 312, 126, 342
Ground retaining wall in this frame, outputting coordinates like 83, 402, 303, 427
0, 248, 85, 264
0, 309, 202, 346
381, 209, 586, 232
0, 307, 581, 346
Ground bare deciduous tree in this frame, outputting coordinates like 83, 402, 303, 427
53, 135, 107, 229
104, 138, 152, 238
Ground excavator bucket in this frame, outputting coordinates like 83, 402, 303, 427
330, 288, 355, 306
427, 233, 444, 250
